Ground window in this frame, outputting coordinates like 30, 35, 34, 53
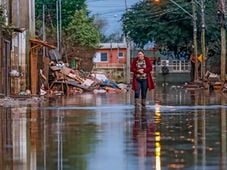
101, 53, 108, 61
118, 52, 124, 58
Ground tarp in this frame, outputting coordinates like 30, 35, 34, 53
91, 73, 108, 81
48, 49, 62, 61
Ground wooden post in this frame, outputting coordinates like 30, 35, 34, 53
220, 0, 226, 81
30, 49, 38, 95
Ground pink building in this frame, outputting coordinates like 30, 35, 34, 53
94, 42, 127, 66
93, 42, 128, 82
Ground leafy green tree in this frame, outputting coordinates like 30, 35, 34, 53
35, 0, 101, 71
122, 0, 219, 47
122, 0, 221, 72
63, 9, 101, 71
65, 9, 100, 48
35, 0, 87, 29
122, 0, 193, 48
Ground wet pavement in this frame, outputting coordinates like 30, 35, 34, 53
0, 86, 227, 170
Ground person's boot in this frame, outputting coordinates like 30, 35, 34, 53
141, 99, 146, 107
134, 98, 141, 107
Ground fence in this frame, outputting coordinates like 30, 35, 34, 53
94, 63, 125, 69
155, 60, 191, 73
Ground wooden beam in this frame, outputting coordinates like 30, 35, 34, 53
30, 38, 56, 49
30, 50, 38, 95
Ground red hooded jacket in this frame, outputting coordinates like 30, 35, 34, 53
130, 56, 155, 91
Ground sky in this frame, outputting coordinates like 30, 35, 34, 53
86, 0, 140, 35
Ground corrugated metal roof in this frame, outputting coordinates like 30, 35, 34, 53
99, 42, 127, 49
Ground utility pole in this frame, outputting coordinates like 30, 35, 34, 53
126, 38, 131, 84
56, 0, 59, 51
124, 0, 131, 84
59, 0, 62, 54
56, 0, 62, 53
220, 0, 226, 81
192, 0, 198, 81
201, 0, 206, 79
159, 0, 198, 81
43, 4, 46, 58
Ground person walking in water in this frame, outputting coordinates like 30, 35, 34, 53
130, 50, 155, 107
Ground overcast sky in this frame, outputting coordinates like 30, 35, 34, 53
87, 0, 140, 35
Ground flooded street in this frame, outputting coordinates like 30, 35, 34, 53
0, 86, 227, 170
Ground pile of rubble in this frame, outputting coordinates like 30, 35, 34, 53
40, 61, 129, 96
184, 71, 224, 91
204, 71, 223, 91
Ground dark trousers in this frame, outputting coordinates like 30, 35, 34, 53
135, 79, 148, 99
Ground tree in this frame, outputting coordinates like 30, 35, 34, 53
63, 9, 101, 71
35, 0, 90, 46
101, 32, 124, 43
122, 0, 221, 72
121, 1, 192, 48
92, 14, 107, 34
65, 9, 100, 49
35, 0, 101, 72
35, 0, 87, 29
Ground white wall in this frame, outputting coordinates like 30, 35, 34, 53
93, 52, 101, 63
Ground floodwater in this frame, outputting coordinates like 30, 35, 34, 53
0, 86, 227, 170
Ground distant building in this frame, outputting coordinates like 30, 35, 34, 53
93, 42, 128, 82
93, 42, 127, 64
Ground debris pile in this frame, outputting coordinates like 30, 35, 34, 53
204, 71, 222, 91
42, 61, 129, 96
184, 71, 223, 91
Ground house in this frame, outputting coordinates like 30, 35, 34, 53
0, 0, 35, 96
93, 42, 128, 82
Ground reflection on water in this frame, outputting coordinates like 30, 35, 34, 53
0, 87, 226, 170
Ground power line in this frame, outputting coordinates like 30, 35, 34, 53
87, 5, 124, 7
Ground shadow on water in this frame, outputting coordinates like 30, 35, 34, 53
0, 88, 226, 170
